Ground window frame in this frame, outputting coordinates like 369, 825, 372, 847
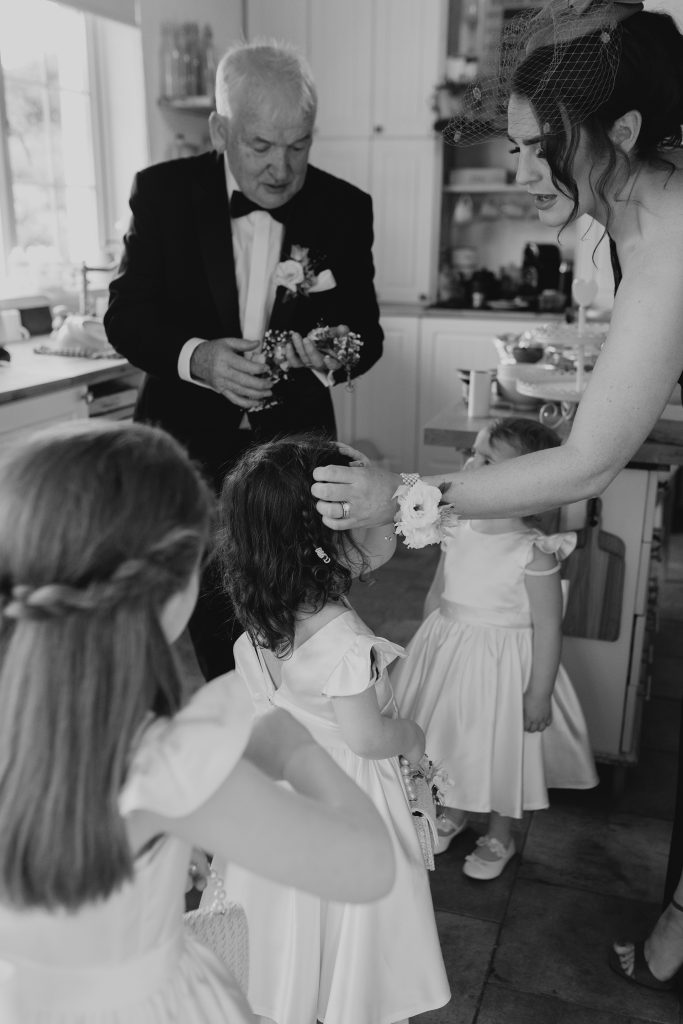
0, 5, 134, 284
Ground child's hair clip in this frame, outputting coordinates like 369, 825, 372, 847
314, 546, 331, 564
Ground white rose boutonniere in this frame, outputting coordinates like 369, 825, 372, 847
393, 477, 457, 549
273, 245, 337, 300
273, 259, 305, 293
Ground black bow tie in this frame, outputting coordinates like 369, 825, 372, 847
230, 190, 291, 223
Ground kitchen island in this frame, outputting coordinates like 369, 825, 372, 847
423, 400, 683, 775
0, 339, 141, 439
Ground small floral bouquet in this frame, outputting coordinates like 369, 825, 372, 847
394, 477, 457, 549
246, 330, 295, 411
305, 325, 363, 390
399, 754, 451, 871
248, 326, 363, 411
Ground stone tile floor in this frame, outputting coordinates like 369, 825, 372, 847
346, 539, 683, 1024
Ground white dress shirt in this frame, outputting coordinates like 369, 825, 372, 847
177, 156, 330, 393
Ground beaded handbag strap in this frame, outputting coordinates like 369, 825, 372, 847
206, 869, 227, 914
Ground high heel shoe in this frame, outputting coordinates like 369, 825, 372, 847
608, 896, 683, 991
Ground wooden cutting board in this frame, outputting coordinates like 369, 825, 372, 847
562, 497, 625, 641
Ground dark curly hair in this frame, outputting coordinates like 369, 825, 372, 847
219, 434, 367, 657
512, 11, 683, 235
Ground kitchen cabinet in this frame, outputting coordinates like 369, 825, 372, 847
0, 388, 89, 443
332, 309, 556, 476
245, 0, 447, 304
560, 470, 662, 766
0, 342, 141, 445
332, 315, 420, 472
417, 315, 539, 476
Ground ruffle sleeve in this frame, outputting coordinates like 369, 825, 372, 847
322, 633, 405, 698
119, 672, 255, 818
527, 529, 577, 563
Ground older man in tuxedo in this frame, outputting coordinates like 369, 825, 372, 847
105, 40, 383, 679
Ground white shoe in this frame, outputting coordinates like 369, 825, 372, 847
462, 835, 516, 880
434, 815, 468, 855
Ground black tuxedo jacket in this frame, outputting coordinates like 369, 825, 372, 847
105, 151, 384, 486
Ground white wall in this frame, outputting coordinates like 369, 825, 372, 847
138, 0, 244, 165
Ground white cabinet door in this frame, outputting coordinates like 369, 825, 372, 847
373, 0, 446, 137
416, 317, 546, 475
310, 138, 371, 194
309, 0, 374, 137
245, 0, 308, 50
0, 388, 89, 443
417, 316, 499, 474
370, 139, 440, 304
333, 316, 419, 472
560, 469, 658, 762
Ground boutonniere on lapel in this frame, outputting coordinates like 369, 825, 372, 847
273, 244, 336, 300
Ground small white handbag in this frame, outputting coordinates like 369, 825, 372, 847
183, 870, 249, 994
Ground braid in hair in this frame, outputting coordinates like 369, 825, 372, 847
1, 527, 203, 622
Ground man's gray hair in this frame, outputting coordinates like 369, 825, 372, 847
215, 39, 317, 119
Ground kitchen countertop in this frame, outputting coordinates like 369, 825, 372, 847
0, 339, 135, 405
424, 401, 683, 467
381, 302, 565, 320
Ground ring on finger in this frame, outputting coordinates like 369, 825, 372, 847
340, 500, 351, 520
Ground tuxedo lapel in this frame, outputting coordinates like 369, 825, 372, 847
192, 154, 241, 336
269, 173, 321, 332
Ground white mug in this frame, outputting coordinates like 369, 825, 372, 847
0, 309, 29, 343
467, 370, 492, 418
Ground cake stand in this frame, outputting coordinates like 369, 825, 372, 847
515, 376, 589, 428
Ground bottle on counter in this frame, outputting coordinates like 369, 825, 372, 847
200, 25, 217, 102
558, 258, 574, 308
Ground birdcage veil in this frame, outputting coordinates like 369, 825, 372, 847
443, 0, 644, 147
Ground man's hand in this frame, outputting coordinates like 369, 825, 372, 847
284, 327, 346, 374
190, 337, 274, 408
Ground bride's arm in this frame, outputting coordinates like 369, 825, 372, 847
313, 254, 683, 527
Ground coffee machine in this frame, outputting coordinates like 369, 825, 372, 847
519, 243, 560, 307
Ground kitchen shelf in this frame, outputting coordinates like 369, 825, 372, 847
158, 96, 214, 115
443, 184, 525, 193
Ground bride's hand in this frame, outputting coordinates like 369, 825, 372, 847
311, 462, 401, 530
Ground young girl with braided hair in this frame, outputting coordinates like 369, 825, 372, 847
211, 433, 450, 1024
0, 419, 395, 1024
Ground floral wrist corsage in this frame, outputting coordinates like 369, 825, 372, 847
393, 473, 457, 549
248, 326, 363, 411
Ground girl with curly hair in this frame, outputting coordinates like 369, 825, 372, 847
211, 433, 450, 1024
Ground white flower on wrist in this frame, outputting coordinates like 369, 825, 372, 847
393, 477, 456, 549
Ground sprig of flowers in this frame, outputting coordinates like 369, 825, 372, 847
400, 754, 451, 814
305, 326, 363, 390
394, 479, 457, 549
247, 330, 293, 411
249, 326, 364, 410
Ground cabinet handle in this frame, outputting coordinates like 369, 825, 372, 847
373, 124, 384, 134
